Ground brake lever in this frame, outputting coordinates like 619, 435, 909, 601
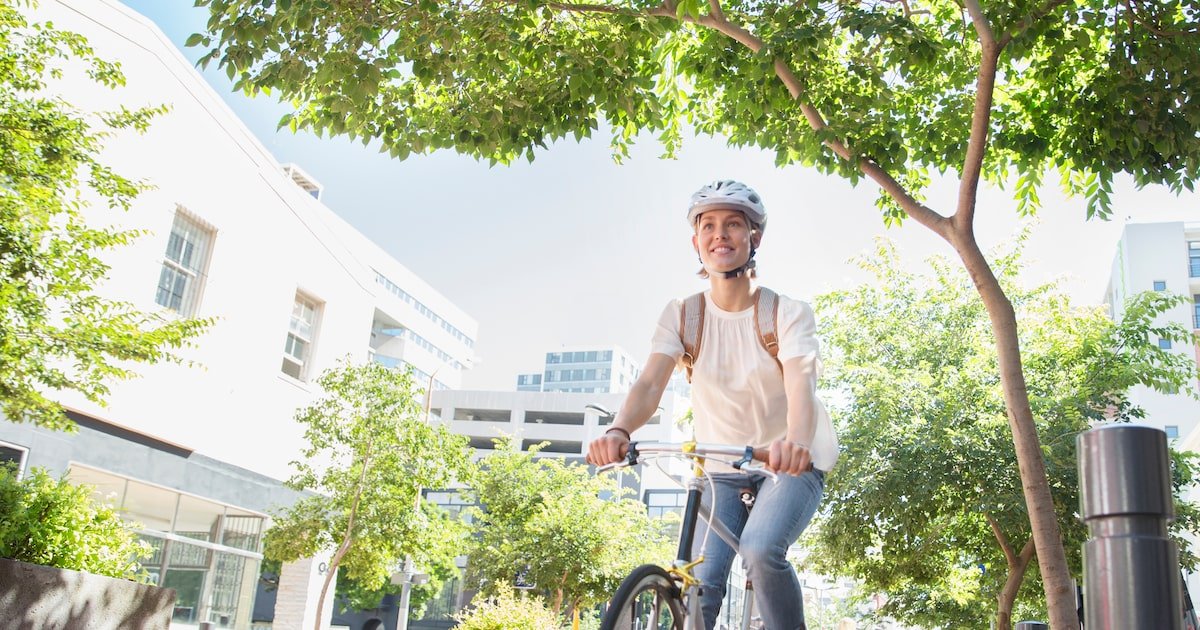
737, 460, 779, 483
595, 461, 632, 474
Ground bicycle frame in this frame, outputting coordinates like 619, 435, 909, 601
610, 441, 769, 630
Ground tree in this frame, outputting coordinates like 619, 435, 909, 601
193, 1, 1200, 624
466, 438, 674, 616
2, 2, 209, 432
454, 584, 562, 630
806, 237, 1200, 630
0, 464, 151, 580
262, 359, 474, 630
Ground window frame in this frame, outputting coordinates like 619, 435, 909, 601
0, 440, 29, 478
281, 291, 322, 382
155, 208, 215, 316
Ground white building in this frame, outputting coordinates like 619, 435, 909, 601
1104, 221, 1200, 441
1, 2, 477, 628
1104, 221, 1200, 605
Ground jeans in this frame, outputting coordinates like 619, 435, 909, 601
691, 468, 825, 630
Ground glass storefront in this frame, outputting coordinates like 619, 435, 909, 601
69, 466, 265, 629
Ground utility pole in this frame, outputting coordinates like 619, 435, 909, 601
391, 557, 430, 630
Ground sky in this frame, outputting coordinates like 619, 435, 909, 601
123, 1, 1198, 390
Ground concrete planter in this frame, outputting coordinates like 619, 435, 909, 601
0, 557, 176, 629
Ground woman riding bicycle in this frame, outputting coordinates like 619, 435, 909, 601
586, 180, 839, 630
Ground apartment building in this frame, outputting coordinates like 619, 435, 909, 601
1104, 222, 1200, 440
1105, 221, 1200, 603
517, 345, 691, 398
1, 2, 477, 628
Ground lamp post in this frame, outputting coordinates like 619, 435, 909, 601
391, 558, 430, 630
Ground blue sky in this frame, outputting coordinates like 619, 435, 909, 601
123, 1, 1198, 390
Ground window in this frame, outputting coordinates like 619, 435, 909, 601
1159, 338, 1173, 350
1194, 295, 1200, 329
155, 210, 214, 316
585, 369, 596, 380
602, 350, 612, 361
1154, 280, 1167, 291
573, 369, 585, 380
1166, 426, 1180, 439
586, 351, 598, 362
545, 371, 556, 382
0, 441, 28, 477
1191, 242, 1200, 277
281, 293, 320, 380
547, 353, 560, 364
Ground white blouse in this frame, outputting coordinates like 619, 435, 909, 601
649, 290, 840, 472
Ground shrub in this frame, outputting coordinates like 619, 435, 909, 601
0, 465, 150, 580
454, 585, 561, 630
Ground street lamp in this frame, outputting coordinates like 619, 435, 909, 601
391, 558, 430, 630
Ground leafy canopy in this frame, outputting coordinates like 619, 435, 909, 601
263, 359, 474, 597
194, 0, 1200, 218
465, 437, 675, 612
1, 1, 210, 431
807, 235, 1200, 629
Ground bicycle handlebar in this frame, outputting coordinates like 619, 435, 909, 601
596, 440, 771, 476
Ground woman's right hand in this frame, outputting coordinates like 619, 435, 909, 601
586, 430, 630, 467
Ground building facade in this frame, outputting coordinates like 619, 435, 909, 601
517, 346, 692, 398
1105, 221, 1200, 604
2, 2, 478, 628
1104, 221, 1200, 441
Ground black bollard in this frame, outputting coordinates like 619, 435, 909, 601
1078, 424, 1181, 630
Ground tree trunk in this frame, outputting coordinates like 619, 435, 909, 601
951, 233, 1074, 629
314, 539, 351, 630
996, 538, 1038, 630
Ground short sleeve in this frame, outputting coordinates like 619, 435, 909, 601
649, 299, 685, 362
776, 297, 820, 362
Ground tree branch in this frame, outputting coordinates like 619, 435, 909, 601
1122, 0, 1200, 37
963, 0, 996, 48
997, 0, 1072, 48
953, 40, 999, 232
493, 0, 951, 235
986, 512, 1018, 569
956, 0, 999, 234
646, 6, 951, 236
708, 0, 725, 24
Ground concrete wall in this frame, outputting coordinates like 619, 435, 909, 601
0, 558, 175, 630
0, 410, 304, 513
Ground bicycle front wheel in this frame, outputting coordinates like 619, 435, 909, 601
600, 564, 687, 630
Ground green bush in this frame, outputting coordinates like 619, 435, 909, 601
0, 465, 150, 580
454, 585, 561, 630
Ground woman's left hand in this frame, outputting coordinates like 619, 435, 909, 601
767, 439, 812, 476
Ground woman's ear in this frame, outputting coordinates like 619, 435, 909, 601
751, 230, 764, 249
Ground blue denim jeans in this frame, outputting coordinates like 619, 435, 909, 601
691, 468, 825, 630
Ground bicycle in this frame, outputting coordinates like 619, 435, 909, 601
597, 441, 778, 630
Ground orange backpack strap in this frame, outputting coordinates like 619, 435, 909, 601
754, 287, 782, 373
679, 292, 705, 383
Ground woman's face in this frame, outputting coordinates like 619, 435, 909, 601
692, 208, 758, 275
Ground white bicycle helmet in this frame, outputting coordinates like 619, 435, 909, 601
686, 180, 767, 230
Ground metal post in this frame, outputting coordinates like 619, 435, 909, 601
391, 557, 430, 630
1078, 425, 1181, 630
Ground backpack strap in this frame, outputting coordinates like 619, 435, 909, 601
679, 292, 705, 383
754, 287, 782, 373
